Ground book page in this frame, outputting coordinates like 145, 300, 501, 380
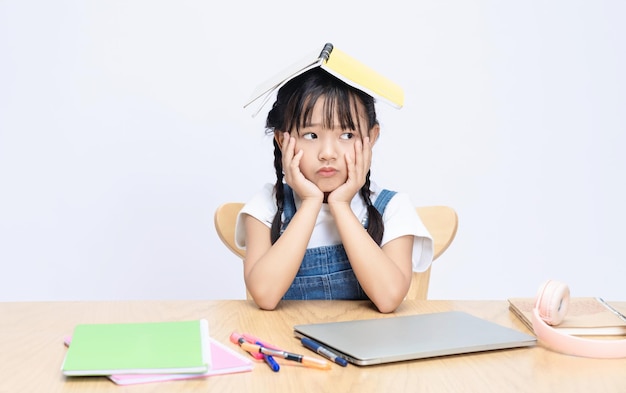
244, 49, 323, 110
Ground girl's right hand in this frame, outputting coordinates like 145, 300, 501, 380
281, 132, 323, 202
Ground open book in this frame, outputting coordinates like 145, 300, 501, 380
508, 297, 626, 336
245, 42, 404, 117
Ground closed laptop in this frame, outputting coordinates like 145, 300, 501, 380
294, 311, 536, 366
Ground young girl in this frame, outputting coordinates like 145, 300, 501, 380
235, 68, 433, 313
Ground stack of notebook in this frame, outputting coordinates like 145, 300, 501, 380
508, 297, 626, 336
61, 319, 253, 385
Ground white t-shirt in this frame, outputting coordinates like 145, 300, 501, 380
235, 182, 434, 273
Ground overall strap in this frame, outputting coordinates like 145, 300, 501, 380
373, 189, 397, 214
363, 189, 397, 228
280, 184, 296, 233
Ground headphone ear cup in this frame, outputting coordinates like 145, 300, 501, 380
535, 280, 569, 326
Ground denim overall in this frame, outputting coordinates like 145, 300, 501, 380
280, 185, 397, 300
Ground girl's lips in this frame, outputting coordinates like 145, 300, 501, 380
317, 167, 337, 177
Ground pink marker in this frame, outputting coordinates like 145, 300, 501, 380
230, 332, 264, 360
242, 333, 283, 350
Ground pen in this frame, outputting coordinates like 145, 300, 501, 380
238, 341, 331, 370
301, 337, 348, 367
256, 341, 280, 372
231, 333, 280, 371
230, 332, 264, 360
597, 297, 626, 323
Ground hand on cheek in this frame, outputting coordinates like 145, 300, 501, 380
352, 136, 372, 186
280, 132, 323, 202
328, 137, 371, 204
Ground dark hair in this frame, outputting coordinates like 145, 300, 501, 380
265, 68, 385, 245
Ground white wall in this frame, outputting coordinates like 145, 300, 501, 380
1, 0, 624, 302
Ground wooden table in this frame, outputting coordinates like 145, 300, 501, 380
1, 299, 625, 392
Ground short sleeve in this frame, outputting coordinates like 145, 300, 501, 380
380, 192, 434, 273
234, 184, 276, 250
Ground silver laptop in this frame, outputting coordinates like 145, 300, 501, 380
294, 311, 536, 366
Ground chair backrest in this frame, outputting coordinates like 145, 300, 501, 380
214, 202, 246, 260
406, 206, 459, 300
214, 203, 458, 300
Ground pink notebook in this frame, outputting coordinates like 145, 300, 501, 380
64, 336, 253, 385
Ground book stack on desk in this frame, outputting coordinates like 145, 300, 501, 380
508, 297, 626, 336
61, 319, 253, 385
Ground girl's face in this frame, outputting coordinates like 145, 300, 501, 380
292, 97, 373, 193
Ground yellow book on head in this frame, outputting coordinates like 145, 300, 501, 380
244, 43, 404, 117
321, 47, 404, 110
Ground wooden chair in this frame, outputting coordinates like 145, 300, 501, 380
407, 206, 459, 300
214, 203, 458, 300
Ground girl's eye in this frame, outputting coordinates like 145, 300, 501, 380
340, 132, 355, 140
302, 132, 317, 140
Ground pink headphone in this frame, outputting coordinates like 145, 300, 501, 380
531, 280, 626, 358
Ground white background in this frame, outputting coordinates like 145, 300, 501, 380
1, 0, 624, 302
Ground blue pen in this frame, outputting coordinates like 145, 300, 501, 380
301, 337, 348, 367
257, 341, 280, 372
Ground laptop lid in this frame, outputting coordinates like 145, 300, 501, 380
293, 311, 536, 366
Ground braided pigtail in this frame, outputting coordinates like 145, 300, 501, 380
270, 137, 284, 244
360, 172, 384, 245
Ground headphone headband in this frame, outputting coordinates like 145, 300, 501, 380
532, 280, 626, 359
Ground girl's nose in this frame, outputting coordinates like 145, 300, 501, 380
318, 139, 337, 161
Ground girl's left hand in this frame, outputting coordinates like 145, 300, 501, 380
327, 136, 372, 205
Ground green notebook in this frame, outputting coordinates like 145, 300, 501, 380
61, 319, 211, 376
